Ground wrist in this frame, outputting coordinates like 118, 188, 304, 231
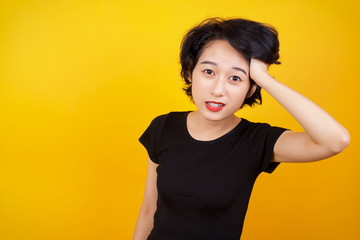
250, 71, 271, 86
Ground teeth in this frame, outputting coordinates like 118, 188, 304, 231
207, 102, 224, 107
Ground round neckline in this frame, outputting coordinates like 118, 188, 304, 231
184, 111, 247, 143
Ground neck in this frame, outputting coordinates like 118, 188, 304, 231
187, 111, 241, 141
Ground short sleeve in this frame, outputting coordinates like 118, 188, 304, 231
252, 123, 289, 174
139, 114, 168, 164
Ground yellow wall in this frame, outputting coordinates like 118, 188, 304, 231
0, 0, 359, 239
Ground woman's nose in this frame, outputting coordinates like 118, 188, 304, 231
211, 78, 225, 97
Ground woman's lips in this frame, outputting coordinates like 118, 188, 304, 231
205, 101, 225, 112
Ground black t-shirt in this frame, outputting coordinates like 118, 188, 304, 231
139, 111, 288, 240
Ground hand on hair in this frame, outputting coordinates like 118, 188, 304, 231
249, 58, 269, 85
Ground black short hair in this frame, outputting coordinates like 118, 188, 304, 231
180, 17, 280, 108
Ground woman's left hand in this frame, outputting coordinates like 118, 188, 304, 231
249, 58, 350, 163
249, 58, 270, 85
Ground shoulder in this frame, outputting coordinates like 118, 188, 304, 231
151, 113, 168, 124
242, 118, 275, 128
150, 111, 188, 122
147, 111, 189, 129
241, 119, 273, 135
241, 119, 288, 143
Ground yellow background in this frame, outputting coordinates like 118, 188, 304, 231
0, 0, 359, 239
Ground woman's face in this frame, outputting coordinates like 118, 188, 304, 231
190, 40, 255, 123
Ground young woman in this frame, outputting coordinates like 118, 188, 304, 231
133, 17, 350, 240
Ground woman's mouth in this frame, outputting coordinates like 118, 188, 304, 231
205, 101, 225, 112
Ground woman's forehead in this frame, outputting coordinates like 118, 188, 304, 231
198, 40, 249, 67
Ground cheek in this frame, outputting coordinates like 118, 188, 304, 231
190, 79, 203, 101
191, 75, 208, 93
227, 86, 249, 102
192, 84, 205, 103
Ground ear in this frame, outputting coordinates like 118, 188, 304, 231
246, 84, 257, 98
188, 72, 192, 83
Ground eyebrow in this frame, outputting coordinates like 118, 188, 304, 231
200, 61, 247, 75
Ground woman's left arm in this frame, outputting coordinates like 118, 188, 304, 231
250, 58, 350, 163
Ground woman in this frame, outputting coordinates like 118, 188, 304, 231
133, 17, 350, 240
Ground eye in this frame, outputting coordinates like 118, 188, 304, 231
230, 76, 241, 81
203, 69, 214, 75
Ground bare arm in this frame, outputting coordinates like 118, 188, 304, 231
133, 157, 158, 240
250, 58, 350, 163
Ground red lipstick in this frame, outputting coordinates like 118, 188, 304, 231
205, 101, 225, 112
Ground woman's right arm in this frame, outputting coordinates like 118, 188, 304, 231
133, 157, 158, 240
